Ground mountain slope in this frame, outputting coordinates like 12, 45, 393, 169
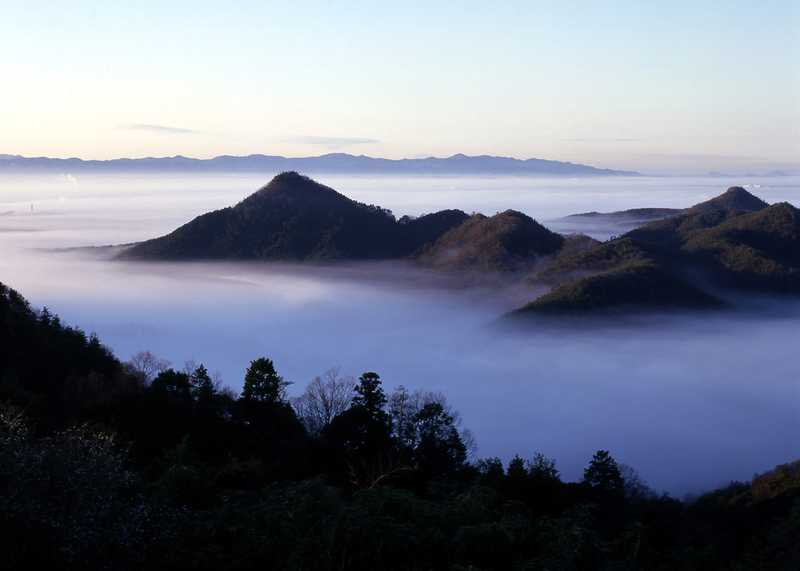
517, 187, 800, 316
683, 202, 800, 290
417, 210, 565, 272
122, 172, 468, 260
517, 261, 722, 314
688, 186, 770, 215
559, 186, 769, 236
0, 281, 128, 428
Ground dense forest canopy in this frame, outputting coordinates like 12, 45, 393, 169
1, 280, 799, 569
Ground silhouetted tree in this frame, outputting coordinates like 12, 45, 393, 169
619, 463, 655, 502
292, 368, 354, 435
583, 450, 624, 496
528, 452, 560, 483
127, 350, 170, 384
241, 357, 289, 404
151, 369, 192, 401
323, 372, 394, 483
476, 457, 505, 488
507, 455, 526, 480
413, 401, 467, 477
189, 364, 215, 404
388, 385, 418, 450
506, 454, 528, 498
352, 371, 387, 418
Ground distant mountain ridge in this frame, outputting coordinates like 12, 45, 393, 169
0, 152, 638, 176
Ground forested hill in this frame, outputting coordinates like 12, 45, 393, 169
0, 281, 128, 428
517, 187, 800, 315
1, 280, 800, 569
120, 177, 800, 316
122, 172, 470, 260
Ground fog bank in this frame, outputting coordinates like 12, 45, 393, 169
1, 172, 798, 494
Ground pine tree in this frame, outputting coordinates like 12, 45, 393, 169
352, 372, 388, 419
241, 358, 289, 404
190, 364, 215, 403
583, 450, 624, 495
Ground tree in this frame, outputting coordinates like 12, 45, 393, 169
528, 452, 560, 483
292, 368, 355, 435
388, 385, 420, 450
352, 372, 387, 418
127, 350, 170, 385
504, 455, 528, 499
241, 358, 290, 404
476, 457, 505, 488
619, 464, 655, 502
0, 406, 160, 568
413, 401, 467, 476
507, 455, 526, 481
151, 369, 192, 400
386, 387, 473, 476
323, 372, 391, 459
583, 450, 624, 495
189, 364, 215, 403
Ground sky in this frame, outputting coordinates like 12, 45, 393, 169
1, 0, 798, 173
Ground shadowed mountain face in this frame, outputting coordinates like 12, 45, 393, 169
519, 187, 800, 315
683, 203, 800, 289
688, 186, 770, 215
618, 186, 771, 251
417, 210, 565, 272
122, 172, 469, 260
517, 262, 723, 314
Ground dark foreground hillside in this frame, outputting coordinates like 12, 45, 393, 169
1, 281, 799, 570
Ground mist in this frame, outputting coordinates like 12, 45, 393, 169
1, 172, 799, 495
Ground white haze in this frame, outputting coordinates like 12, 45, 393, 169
1, 172, 799, 495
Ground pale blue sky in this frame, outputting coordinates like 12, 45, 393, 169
2, 1, 798, 172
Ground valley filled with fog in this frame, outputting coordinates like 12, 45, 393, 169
1, 172, 799, 494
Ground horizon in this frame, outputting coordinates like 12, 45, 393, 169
1, 150, 797, 177
2, 1, 798, 174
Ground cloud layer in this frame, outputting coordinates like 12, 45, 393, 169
120, 123, 198, 135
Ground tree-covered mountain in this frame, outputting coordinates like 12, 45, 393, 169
682, 202, 800, 290
121, 178, 800, 315
560, 186, 770, 232
517, 187, 800, 315
687, 185, 770, 214
517, 261, 723, 314
417, 210, 564, 272
122, 172, 469, 260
